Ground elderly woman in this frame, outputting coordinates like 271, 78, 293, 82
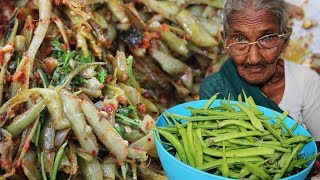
200, 0, 320, 140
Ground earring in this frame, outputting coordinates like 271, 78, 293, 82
279, 52, 284, 59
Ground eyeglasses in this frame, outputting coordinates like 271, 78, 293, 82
225, 33, 288, 56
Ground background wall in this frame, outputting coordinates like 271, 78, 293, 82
284, 0, 320, 71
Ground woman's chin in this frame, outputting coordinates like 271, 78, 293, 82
239, 69, 273, 85
242, 76, 267, 85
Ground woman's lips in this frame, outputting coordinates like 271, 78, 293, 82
245, 66, 265, 73
249, 67, 264, 72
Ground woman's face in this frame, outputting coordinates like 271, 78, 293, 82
224, 8, 289, 85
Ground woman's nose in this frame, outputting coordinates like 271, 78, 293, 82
247, 43, 262, 65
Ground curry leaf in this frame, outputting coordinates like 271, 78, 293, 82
50, 66, 72, 86
116, 105, 136, 117
96, 69, 107, 83
75, 52, 94, 63
72, 75, 88, 86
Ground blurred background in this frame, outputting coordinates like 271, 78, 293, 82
284, 0, 320, 73
0, 0, 319, 110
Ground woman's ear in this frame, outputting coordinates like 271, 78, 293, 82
221, 31, 231, 56
220, 32, 227, 47
282, 28, 292, 53
220, 31, 225, 40
220, 31, 224, 40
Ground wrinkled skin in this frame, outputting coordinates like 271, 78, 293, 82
223, 6, 290, 104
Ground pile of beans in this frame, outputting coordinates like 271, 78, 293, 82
155, 95, 318, 179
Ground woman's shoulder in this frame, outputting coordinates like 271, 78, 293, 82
199, 71, 226, 99
280, 60, 320, 122
282, 60, 319, 101
200, 72, 223, 94
200, 58, 235, 87
201, 72, 223, 85
283, 60, 320, 106
284, 60, 320, 82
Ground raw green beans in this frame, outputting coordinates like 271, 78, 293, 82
237, 103, 265, 131
217, 119, 256, 130
157, 129, 188, 163
1, 0, 242, 178
238, 158, 272, 180
203, 147, 274, 157
203, 93, 219, 109
194, 129, 203, 166
172, 118, 195, 166
221, 141, 229, 177
155, 97, 317, 179
207, 130, 270, 143
197, 157, 264, 171
228, 139, 291, 153
274, 143, 304, 179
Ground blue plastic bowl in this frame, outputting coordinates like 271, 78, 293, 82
154, 100, 317, 180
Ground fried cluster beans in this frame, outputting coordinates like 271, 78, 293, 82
0, 0, 317, 179
0, 0, 227, 178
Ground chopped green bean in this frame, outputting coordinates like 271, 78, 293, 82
37, 68, 49, 88
40, 151, 48, 180
6, 100, 46, 137
51, 141, 68, 180
35, 123, 41, 147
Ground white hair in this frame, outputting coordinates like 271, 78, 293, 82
222, 0, 290, 37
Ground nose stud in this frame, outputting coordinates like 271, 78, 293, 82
245, 59, 252, 65
279, 52, 284, 59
